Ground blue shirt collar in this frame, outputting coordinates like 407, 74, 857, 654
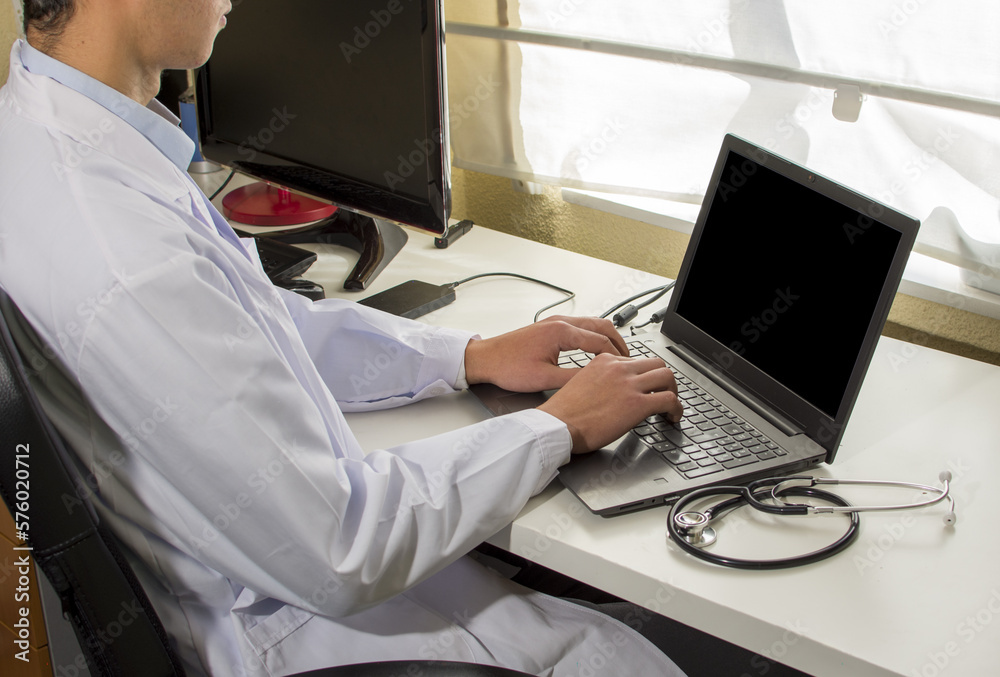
19, 41, 196, 172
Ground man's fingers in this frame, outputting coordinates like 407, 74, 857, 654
606, 356, 684, 422
539, 354, 685, 454
642, 387, 684, 423
630, 358, 678, 392
544, 316, 629, 357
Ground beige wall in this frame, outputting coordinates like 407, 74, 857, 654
4, 3, 996, 366
1, 0, 18, 87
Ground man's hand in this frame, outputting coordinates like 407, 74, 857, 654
538, 354, 682, 454
464, 316, 629, 393
464, 316, 682, 454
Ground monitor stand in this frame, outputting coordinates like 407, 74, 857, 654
223, 182, 338, 226
260, 211, 408, 291
223, 182, 407, 291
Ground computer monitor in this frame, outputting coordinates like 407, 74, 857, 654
196, 1, 450, 290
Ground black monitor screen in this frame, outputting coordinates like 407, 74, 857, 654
674, 149, 903, 418
197, 1, 449, 234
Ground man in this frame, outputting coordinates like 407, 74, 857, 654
0, 1, 684, 675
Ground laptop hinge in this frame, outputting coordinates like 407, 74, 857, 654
667, 345, 804, 437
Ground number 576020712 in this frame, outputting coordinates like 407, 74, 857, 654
13, 444, 30, 542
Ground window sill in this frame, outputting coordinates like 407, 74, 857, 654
561, 188, 1000, 322
561, 188, 702, 235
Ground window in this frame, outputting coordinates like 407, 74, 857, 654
446, 1, 1000, 299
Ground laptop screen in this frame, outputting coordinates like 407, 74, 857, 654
673, 148, 903, 419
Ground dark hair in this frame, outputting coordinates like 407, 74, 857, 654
23, 0, 77, 44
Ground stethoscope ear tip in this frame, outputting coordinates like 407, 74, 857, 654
943, 512, 957, 527
939, 470, 953, 482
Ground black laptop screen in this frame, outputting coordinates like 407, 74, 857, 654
674, 149, 902, 418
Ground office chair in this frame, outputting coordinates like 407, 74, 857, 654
0, 289, 532, 677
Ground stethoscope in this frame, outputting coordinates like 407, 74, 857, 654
667, 472, 956, 570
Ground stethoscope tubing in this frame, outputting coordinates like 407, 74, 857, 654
668, 473, 954, 569
770, 476, 954, 514
667, 482, 861, 570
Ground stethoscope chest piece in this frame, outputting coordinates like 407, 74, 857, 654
674, 511, 717, 547
666, 473, 954, 570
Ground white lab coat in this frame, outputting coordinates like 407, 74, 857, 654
0, 42, 684, 676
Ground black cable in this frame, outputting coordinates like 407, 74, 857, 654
602, 282, 676, 327
632, 304, 672, 330
448, 272, 576, 322
601, 283, 672, 320
649, 305, 671, 324
208, 169, 237, 201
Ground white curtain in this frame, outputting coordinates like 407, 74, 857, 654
447, 1, 1000, 273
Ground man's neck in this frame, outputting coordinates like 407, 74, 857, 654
27, 24, 161, 105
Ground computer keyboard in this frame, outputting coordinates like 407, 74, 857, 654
558, 341, 787, 480
240, 163, 397, 211
233, 229, 317, 281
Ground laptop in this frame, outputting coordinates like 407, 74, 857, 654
471, 134, 920, 516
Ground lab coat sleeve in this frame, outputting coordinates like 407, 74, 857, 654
57, 247, 571, 619
275, 285, 475, 411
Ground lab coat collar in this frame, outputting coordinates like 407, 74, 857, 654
10, 40, 196, 175
5, 41, 250, 259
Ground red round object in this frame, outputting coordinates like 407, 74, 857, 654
222, 182, 337, 226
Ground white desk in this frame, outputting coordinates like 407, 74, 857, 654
261, 217, 1000, 677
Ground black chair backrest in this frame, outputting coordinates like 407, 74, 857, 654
0, 289, 185, 676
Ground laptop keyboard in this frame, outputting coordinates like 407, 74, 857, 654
557, 341, 787, 480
